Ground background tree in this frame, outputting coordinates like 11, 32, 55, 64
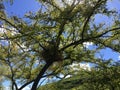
38, 60, 120, 90
0, 0, 120, 90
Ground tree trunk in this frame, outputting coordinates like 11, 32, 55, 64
31, 62, 53, 90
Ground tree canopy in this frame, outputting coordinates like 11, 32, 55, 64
0, 0, 120, 90
38, 60, 120, 90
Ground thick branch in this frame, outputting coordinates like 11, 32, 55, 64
31, 62, 53, 90
60, 27, 120, 51
18, 70, 57, 90
18, 80, 34, 90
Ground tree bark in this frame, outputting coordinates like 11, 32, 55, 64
31, 62, 53, 90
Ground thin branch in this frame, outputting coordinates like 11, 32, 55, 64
15, 42, 26, 52
91, 27, 120, 38
60, 39, 84, 51
56, 1, 81, 47
56, 20, 67, 47
94, 39, 120, 52
7, 41, 18, 90
0, 17, 19, 30
46, 1, 62, 12
39, 78, 46, 87
81, 0, 103, 39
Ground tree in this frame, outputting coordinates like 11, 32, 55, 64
38, 60, 120, 90
0, 0, 120, 90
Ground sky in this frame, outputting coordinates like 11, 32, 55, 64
1, 0, 120, 89
3, 0, 40, 17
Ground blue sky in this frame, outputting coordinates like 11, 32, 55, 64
4, 0, 40, 17
3, 0, 120, 16
107, 0, 120, 11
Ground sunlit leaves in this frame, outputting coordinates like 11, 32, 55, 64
0, 0, 120, 89
39, 60, 120, 90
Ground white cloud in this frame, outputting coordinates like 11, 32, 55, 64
18, 85, 31, 90
83, 42, 93, 48
65, 75, 71, 78
79, 63, 91, 71
59, 74, 71, 79
54, 0, 84, 8
118, 55, 120, 60
35, 60, 40, 64
22, 86, 31, 90
66, 0, 84, 5
70, 63, 91, 71
3, 87, 10, 90
0, 25, 17, 35
0, 26, 6, 33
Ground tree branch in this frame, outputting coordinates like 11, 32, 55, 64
18, 80, 34, 90
7, 41, 18, 90
0, 17, 19, 30
60, 27, 120, 51
31, 62, 53, 90
94, 39, 120, 52
81, 0, 104, 39
18, 70, 57, 90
